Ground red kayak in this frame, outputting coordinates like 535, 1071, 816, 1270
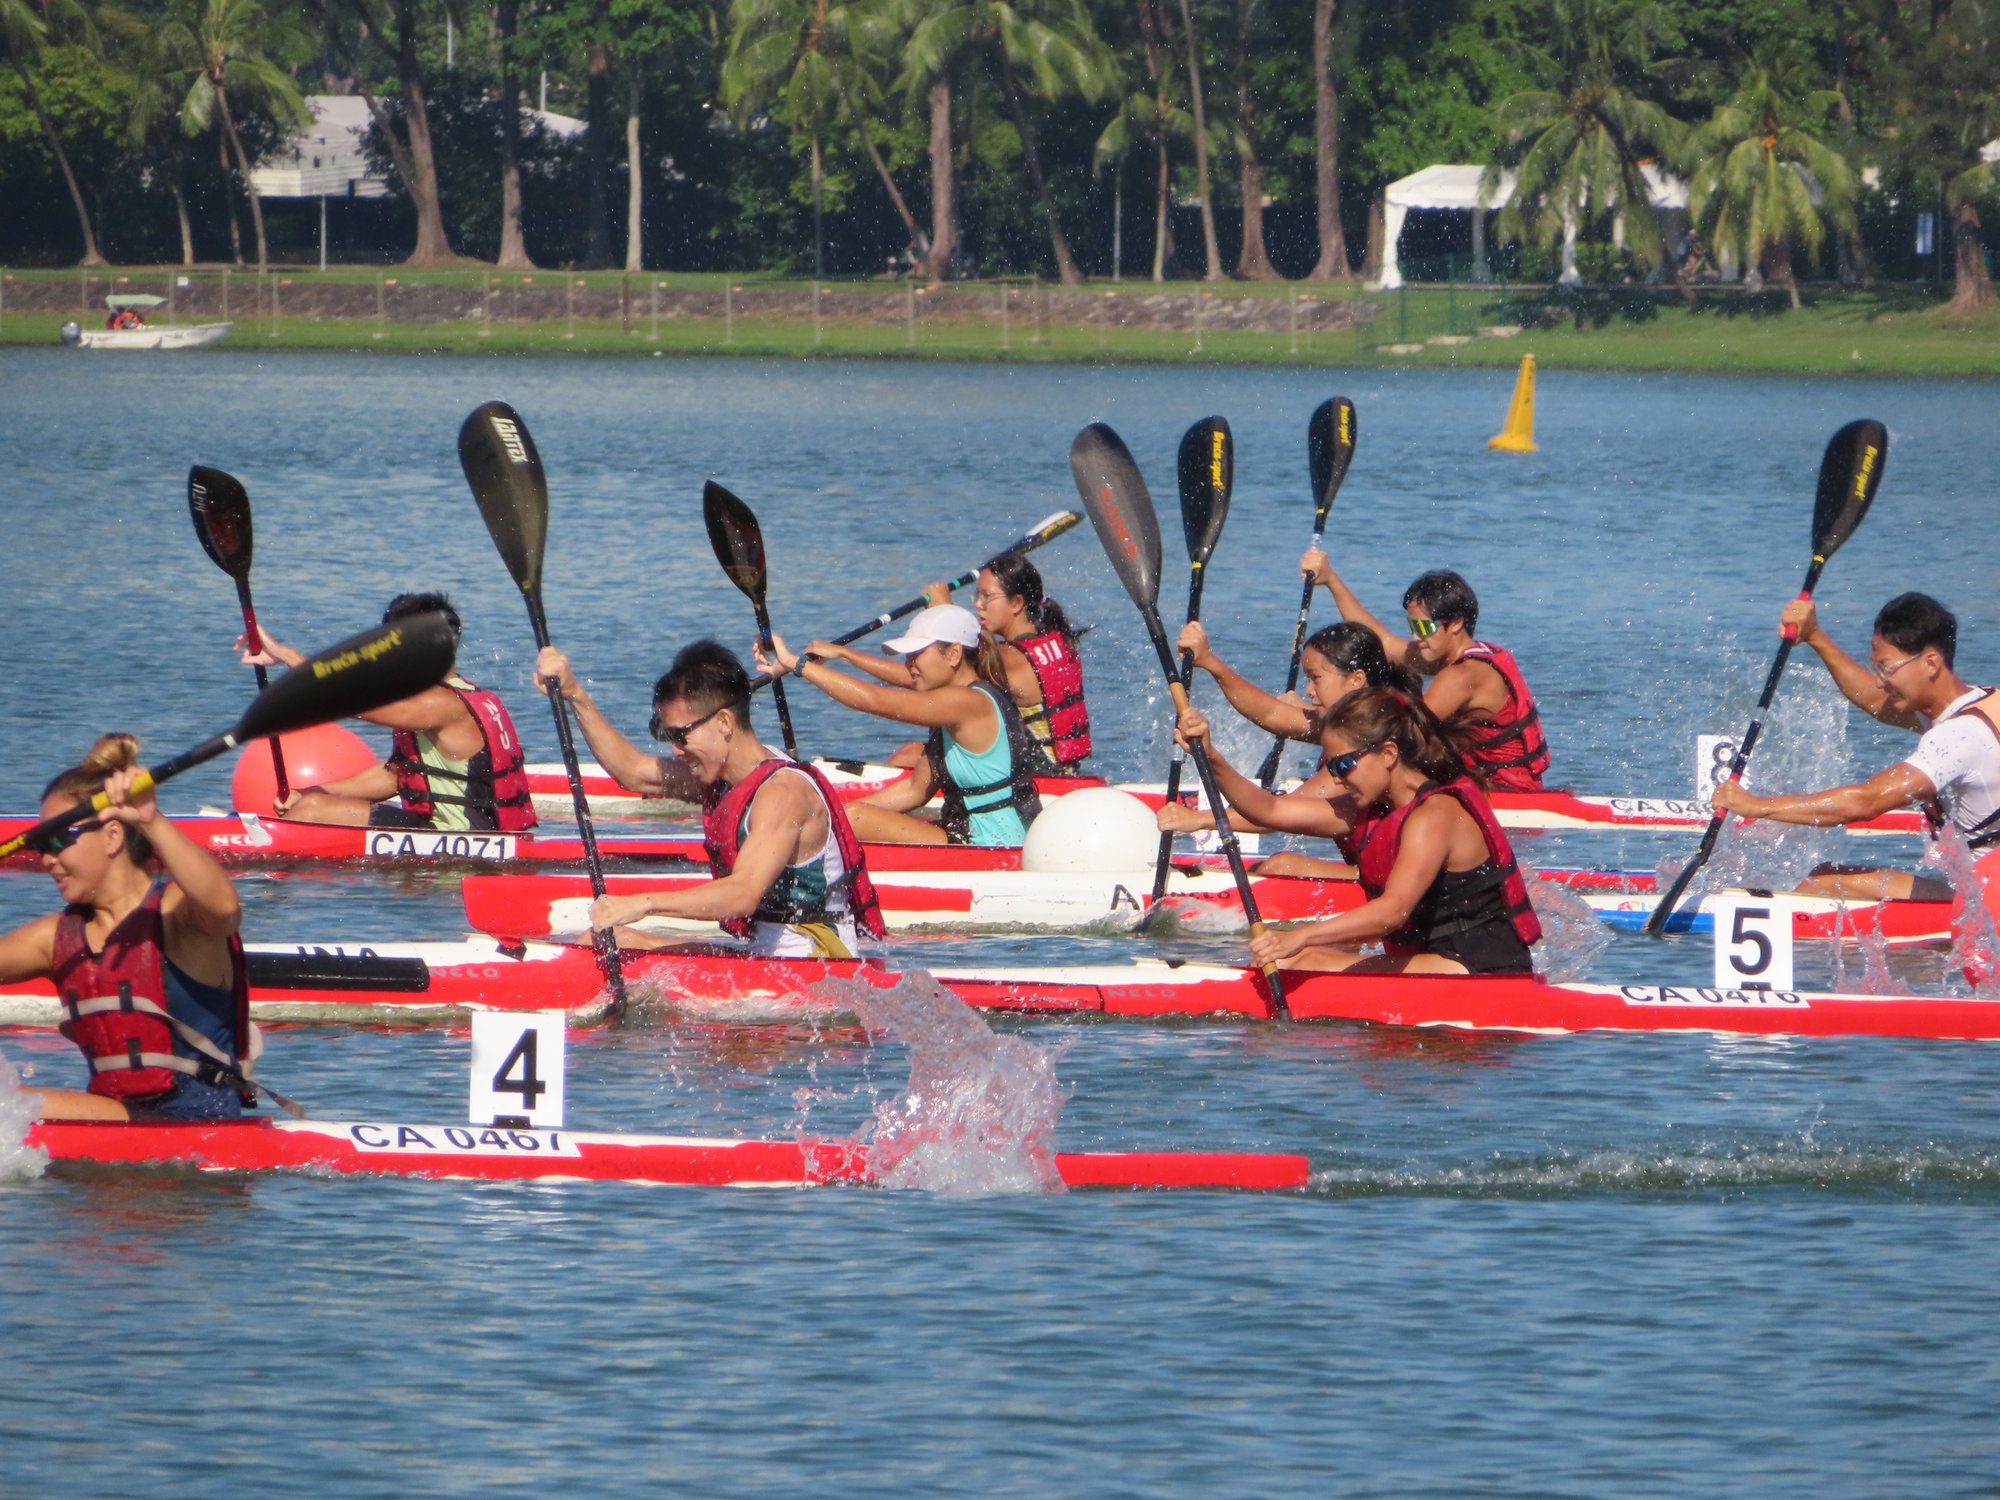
27, 1117, 1310, 1192
4, 939, 1995, 1039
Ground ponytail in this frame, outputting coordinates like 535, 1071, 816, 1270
43, 734, 155, 865
971, 634, 1015, 693
1319, 687, 1476, 786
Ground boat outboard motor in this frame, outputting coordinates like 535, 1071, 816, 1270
59, 322, 82, 347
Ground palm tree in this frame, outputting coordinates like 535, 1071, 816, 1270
156, 0, 309, 271
1483, 0, 1681, 284
899, 0, 1117, 284
1682, 52, 1856, 310
1305, 0, 1349, 279
0, 0, 106, 265
1093, 0, 1200, 282
1175, 0, 1221, 280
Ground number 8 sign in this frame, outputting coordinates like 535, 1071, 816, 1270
470, 1011, 568, 1128
1711, 897, 1793, 992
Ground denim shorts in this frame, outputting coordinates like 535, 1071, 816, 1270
127, 1076, 244, 1122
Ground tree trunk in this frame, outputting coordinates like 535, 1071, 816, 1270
625, 71, 644, 272
218, 89, 270, 270
996, 56, 1083, 285
1760, 236, 1800, 309
1136, 0, 1176, 281
1231, 0, 1276, 279
1361, 186, 1383, 279
219, 129, 244, 264
496, 0, 535, 269
1948, 193, 1995, 316
1176, 0, 1222, 280
10, 54, 105, 266
366, 1, 464, 266
809, 131, 824, 278
172, 179, 195, 266
919, 79, 957, 282
584, 41, 613, 268
1306, 0, 1349, 279
843, 87, 926, 253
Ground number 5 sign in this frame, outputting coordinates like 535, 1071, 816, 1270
1711, 897, 1793, 992
470, 1011, 568, 1128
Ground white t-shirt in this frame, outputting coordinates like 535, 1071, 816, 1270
1902, 688, 2000, 841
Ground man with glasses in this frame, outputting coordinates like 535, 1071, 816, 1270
1711, 592, 2000, 901
1300, 551, 1549, 790
533, 639, 884, 959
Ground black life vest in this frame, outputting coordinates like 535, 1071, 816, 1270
1353, 776, 1542, 962
924, 681, 1045, 843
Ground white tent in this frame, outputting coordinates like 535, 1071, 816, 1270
1374, 162, 1688, 289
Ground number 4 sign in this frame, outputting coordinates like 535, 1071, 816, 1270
470, 1011, 568, 1128
1711, 897, 1794, 992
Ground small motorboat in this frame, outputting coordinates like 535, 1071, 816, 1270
61, 294, 231, 350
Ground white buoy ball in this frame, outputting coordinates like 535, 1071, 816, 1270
1021, 788, 1161, 874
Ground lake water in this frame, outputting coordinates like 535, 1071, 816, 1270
1, 349, 1997, 1497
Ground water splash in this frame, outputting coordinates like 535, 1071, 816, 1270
1830, 901, 1914, 997
1524, 868, 1611, 982
0, 1049, 49, 1183
804, 971, 1073, 1196
1921, 826, 2000, 991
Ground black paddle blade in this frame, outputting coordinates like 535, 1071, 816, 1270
1811, 419, 1888, 561
459, 401, 549, 597
1308, 397, 1357, 512
236, 610, 458, 744
188, 465, 253, 578
702, 480, 767, 603
1070, 423, 1163, 614
1176, 417, 1233, 566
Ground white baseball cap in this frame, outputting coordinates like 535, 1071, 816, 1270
883, 604, 982, 655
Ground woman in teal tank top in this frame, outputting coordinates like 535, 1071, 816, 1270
760, 605, 1042, 846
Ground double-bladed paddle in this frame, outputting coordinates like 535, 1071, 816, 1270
188, 465, 289, 802
1257, 397, 1357, 787
748, 510, 1084, 693
1070, 422, 1289, 1019
458, 400, 627, 1012
1646, 418, 1889, 936
704, 481, 799, 759
0, 612, 457, 862
1152, 417, 1233, 906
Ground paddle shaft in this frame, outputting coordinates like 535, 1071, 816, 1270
232, 576, 290, 801
1152, 564, 1210, 905
751, 596, 800, 759
0, 735, 238, 862
517, 590, 628, 1008
1135, 609, 1289, 1018
1256, 510, 1334, 787
1647, 563, 1826, 934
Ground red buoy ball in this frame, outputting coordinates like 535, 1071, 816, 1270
230, 724, 380, 815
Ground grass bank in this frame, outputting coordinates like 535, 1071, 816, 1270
4, 265, 1994, 376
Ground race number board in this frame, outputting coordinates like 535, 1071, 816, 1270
470, 1010, 567, 1128
1710, 896, 1794, 992
1695, 734, 1743, 806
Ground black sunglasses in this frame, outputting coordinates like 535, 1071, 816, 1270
649, 704, 723, 748
1320, 741, 1383, 779
31, 820, 98, 855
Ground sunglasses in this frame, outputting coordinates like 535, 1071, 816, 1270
1871, 652, 1922, 685
1320, 741, 1384, 779
1406, 615, 1442, 640
32, 821, 98, 855
649, 704, 722, 748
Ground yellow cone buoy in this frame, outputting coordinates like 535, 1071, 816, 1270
1488, 353, 1538, 453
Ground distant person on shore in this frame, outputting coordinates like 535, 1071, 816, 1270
239, 593, 537, 833
1710, 592, 2000, 901
1299, 554, 1551, 790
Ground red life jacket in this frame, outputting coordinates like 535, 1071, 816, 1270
108, 310, 143, 330
701, 757, 888, 941
52, 882, 257, 1103
1011, 629, 1093, 767
1457, 642, 1550, 791
1353, 776, 1543, 955
390, 677, 538, 831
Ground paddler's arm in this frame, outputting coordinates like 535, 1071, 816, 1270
105, 769, 241, 966
0, 914, 57, 983
1176, 707, 1354, 837
1248, 799, 1455, 965
1178, 622, 1311, 738
534, 647, 696, 801
1783, 599, 1918, 729
764, 635, 976, 733
805, 640, 910, 687
280, 762, 398, 813
589, 774, 818, 929
241, 630, 474, 740
1301, 549, 1415, 666
855, 754, 936, 813
1712, 761, 1934, 827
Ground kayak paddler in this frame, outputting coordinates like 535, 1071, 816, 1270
757, 604, 1043, 847
534, 640, 885, 958
1178, 687, 1542, 975
1710, 591, 2000, 901
0, 735, 261, 1121
238, 593, 537, 833
1300, 553, 1551, 791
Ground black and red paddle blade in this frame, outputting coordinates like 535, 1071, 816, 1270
703, 480, 768, 603
1811, 419, 1888, 561
188, 465, 253, 578
1308, 397, 1357, 513
1176, 417, 1233, 567
459, 401, 549, 601
1070, 422, 1163, 615
236, 611, 458, 744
